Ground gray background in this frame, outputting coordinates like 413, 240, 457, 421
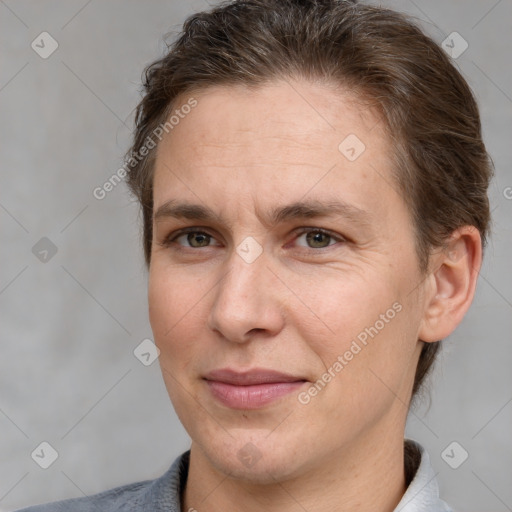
1, 0, 511, 510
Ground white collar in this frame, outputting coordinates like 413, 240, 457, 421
394, 439, 453, 512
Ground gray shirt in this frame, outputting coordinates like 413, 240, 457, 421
16, 439, 453, 511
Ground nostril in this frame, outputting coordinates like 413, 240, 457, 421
248, 327, 265, 335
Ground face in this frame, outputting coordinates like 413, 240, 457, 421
148, 80, 427, 483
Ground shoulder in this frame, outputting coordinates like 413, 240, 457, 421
16, 479, 154, 512
15, 451, 190, 512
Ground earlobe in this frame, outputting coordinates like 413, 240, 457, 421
418, 226, 482, 343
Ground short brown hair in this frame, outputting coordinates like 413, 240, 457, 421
125, 0, 493, 398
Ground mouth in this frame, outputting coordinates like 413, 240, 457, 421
203, 368, 308, 409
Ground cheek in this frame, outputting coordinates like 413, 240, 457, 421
290, 269, 397, 352
149, 258, 204, 328
148, 265, 210, 421
148, 265, 206, 367
292, 267, 417, 402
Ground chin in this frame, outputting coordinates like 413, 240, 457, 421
214, 447, 299, 484
195, 430, 313, 484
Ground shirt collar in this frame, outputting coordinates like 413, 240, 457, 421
394, 439, 453, 512
162, 440, 452, 512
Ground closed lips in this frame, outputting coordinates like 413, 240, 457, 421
203, 368, 308, 385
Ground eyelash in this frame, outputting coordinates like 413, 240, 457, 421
159, 226, 345, 251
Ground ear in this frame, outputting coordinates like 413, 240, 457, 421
418, 226, 483, 343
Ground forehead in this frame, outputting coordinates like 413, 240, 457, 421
152, 79, 403, 225
158, 80, 383, 158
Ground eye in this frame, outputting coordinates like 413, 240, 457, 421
159, 227, 345, 251
161, 228, 221, 248
294, 228, 344, 249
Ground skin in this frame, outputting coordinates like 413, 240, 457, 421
148, 79, 482, 512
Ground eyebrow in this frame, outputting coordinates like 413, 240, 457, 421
153, 198, 373, 230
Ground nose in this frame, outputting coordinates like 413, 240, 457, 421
207, 246, 285, 344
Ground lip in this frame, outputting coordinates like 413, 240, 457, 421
203, 368, 308, 409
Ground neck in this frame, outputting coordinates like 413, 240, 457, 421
183, 426, 407, 512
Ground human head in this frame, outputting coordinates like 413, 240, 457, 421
125, 0, 492, 406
